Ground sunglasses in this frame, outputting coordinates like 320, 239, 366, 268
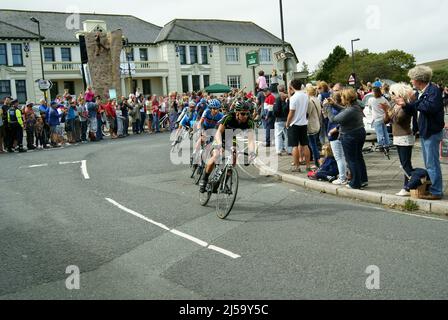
238, 112, 250, 117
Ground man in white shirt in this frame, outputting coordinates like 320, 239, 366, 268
286, 79, 310, 172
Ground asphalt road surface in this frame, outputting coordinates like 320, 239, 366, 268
1, 133, 448, 300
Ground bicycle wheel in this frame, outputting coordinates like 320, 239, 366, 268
199, 181, 212, 206
216, 167, 239, 219
193, 165, 204, 185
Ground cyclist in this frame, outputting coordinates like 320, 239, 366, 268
192, 99, 224, 163
196, 98, 208, 118
172, 101, 197, 147
199, 101, 257, 193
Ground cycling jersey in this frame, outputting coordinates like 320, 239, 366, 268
180, 110, 197, 128
201, 108, 224, 130
219, 112, 255, 131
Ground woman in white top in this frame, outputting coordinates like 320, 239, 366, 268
367, 87, 391, 150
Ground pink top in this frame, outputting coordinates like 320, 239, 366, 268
258, 76, 268, 90
84, 91, 95, 102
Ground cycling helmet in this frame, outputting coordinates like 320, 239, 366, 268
234, 101, 251, 112
189, 100, 196, 107
199, 98, 207, 105
209, 99, 221, 109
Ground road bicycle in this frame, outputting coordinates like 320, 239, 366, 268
171, 126, 193, 153
190, 134, 213, 185
199, 146, 252, 220
159, 114, 170, 130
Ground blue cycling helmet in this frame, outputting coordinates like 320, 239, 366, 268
209, 99, 221, 109
199, 98, 207, 105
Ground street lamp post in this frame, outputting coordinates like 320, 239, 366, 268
351, 38, 360, 85
30, 16, 48, 102
124, 41, 134, 95
279, 0, 288, 85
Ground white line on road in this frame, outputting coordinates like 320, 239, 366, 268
25, 164, 48, 168
105, 198, 241, 259
59, 160, 90, 180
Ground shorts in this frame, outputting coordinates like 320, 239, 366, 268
288, 125, 309, 147
107, 116, 116, 130
50, 125, 57, 135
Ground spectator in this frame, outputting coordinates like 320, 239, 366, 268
34, 116, 45, 149
385, 82, 418, 197
2, 97, 11, 151
48, 101, 62, 147
38, 99, 50, 147
397, 65, 445, 200
262, 88, 276, 147
24, 102, 37, 150
121, 96, 130, 137
373, 77, 383, 88
6, 99, 26, 153
116, 101, 125, 138
96, 98, 105, 141
169, 92, 179, 132
286, 79, 311, 172
382, 83, 392, 102
270, 69, 280, 93
317, 81, 331, 145
367, 86, 392, 152
324, 90, 348, 185
84, 86, 95, 103
87, 99, 98, 142
443, 85, 448, 115
327, 88, 368, 189
139, 95, 146, 133
77, 98, 88, 143
273, 85, 292, 156
307, 143, 338, 182
66, 100, 77, 144
0, 103, 4, 153
152, 95, 160, 133
306, 86, 322, 168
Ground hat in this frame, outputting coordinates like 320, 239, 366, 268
11, 99, 18, 104
26, 101, 34, 106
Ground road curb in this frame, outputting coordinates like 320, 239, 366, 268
255, 160, 448, 216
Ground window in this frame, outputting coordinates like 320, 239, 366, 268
227, 75, 241, 89
201, 46, 208, 65
15, 80, 27, 104
182, 75, 189, 93
260, 48, 272, 63
142, 79, 151, 95
44, 47, 55, 62
61, 48, 72, 62
11, 44, 23, 66
265, 75, 272, 87
63, 81, 75, 95
140, 48, 148, 61
178, 46, 187, 65
0, 80, 11, 101
190, 46, 198, 64
203, 75, 210, 89
0, 44, 7, 65
225, 48, 239, 63
127, 49, 134, 62
50, 81, 59, 100
192, 75, 200, 92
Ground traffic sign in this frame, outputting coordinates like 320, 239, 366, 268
348, 73, 356, 86
38, 79, 53, 91
246, 51, 259, 68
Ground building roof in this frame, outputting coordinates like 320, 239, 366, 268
0, 10, 289, 47
156, 19, 287, 46
0, 21, 40, 39
0, 10, 162, 44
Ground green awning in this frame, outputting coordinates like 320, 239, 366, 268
204, 84, 232, 94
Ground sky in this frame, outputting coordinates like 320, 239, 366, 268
2, 0, 447, 72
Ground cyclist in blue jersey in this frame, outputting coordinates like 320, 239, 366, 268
172, 101, 197, 147
192, 99, 224, 162
196, 98, 208, 118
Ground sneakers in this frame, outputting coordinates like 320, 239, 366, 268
291, 166, 302, 173
332, 179, 348, 185
396, 189, 411, 197
361, 182, 369, 188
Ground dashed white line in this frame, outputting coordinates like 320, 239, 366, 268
105, 198, 241, 259
59, 160, 90, 180
26, 164, 48, 168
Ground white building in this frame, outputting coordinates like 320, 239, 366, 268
0, 10, 298, 103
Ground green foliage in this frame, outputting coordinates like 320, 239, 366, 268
315, 46, 348, 82
432, 69, 448, 85
331, 49, 416, 84
403, 200, 419, 212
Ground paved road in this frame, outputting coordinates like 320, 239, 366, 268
1, 133, 448, 300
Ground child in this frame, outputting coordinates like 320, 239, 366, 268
307, 143, 338, 182
34, 117, 45, 149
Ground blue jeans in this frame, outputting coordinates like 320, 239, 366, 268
274, 121, 292, 154
373, 120, 390, 147
308, 133, 320, 166
140, 112, 146, 132
96, 118, 103, 140
421, 131, 444, 196
152, 114, 160, 132
263, 116, 275, 145
340, 128, 368, 189
330, 140, 347, 181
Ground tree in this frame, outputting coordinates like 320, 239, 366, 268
433, 69, 448, 85
315, 46, 348, 82
301, 61, 309, 74
331, 49, 416, 85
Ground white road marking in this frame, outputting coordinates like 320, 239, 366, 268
59, 160, 90, 180
208, 246, 241, 259
105, 198, 241, 259
81, 160, 90, 180
171, 229, 208, 247
26, 164, 48, 168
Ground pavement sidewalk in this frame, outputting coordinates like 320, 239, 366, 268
255, 143, 448, 216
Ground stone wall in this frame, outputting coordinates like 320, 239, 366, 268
85, 29, 123, 99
